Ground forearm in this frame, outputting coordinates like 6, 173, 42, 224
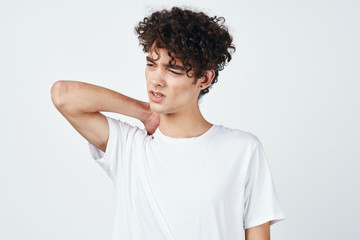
51, 80, 151, 123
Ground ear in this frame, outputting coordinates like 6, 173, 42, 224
199, 70, 215, 89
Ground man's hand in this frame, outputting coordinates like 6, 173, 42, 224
142, 111, 160, 135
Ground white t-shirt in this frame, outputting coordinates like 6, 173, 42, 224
88, 115, 285, 240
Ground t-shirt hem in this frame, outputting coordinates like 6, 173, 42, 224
243, 213, 285, 229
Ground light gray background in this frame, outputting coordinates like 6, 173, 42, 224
1, 0, 359, 239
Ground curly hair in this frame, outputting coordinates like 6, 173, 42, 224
134, 6, 236, 101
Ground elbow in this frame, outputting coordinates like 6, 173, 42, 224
51, 80, 68, 109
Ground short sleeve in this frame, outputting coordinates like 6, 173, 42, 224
243, 140, 286, 229
88, 115, 133, 187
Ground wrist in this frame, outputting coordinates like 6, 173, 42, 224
139, 102, 152, 124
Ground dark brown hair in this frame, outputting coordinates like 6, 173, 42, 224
134, 6, 236, 100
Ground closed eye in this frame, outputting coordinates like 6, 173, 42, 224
169, 70, 183, 75
146, 63, 183, 75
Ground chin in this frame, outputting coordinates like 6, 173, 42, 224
149, 105, 169, 115
149, 103, 161, 112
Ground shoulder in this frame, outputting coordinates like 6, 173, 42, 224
110, 116, 151, 142
214, 124, 261, 150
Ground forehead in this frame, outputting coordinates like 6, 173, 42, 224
147, 47, 189, 72
148, 47, 178, 61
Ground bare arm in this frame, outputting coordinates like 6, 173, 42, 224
51, 80, 151, 119
245, 221, 270, 240
51, 80, 152, 152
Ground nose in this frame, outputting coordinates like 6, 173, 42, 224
149, 69, 166, 88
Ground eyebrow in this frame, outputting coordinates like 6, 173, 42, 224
146, 56, 187, 71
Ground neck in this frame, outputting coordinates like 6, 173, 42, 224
158, 104, 213, 139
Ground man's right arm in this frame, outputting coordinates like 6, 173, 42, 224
50, 80, 152, 152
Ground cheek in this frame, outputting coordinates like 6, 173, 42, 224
172, 84, 196, 101
145, 71, 152, 87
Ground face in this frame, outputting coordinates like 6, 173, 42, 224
145, 46, 202, 115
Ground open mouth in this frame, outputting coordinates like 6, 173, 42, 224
151, 91, 165, 97
150, 91, 166, 102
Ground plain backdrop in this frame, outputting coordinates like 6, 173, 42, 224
1, 0, 359, 239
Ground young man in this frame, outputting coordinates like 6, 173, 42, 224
51, 6, 285, 240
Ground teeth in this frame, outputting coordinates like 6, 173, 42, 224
153, 92, 163, 97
